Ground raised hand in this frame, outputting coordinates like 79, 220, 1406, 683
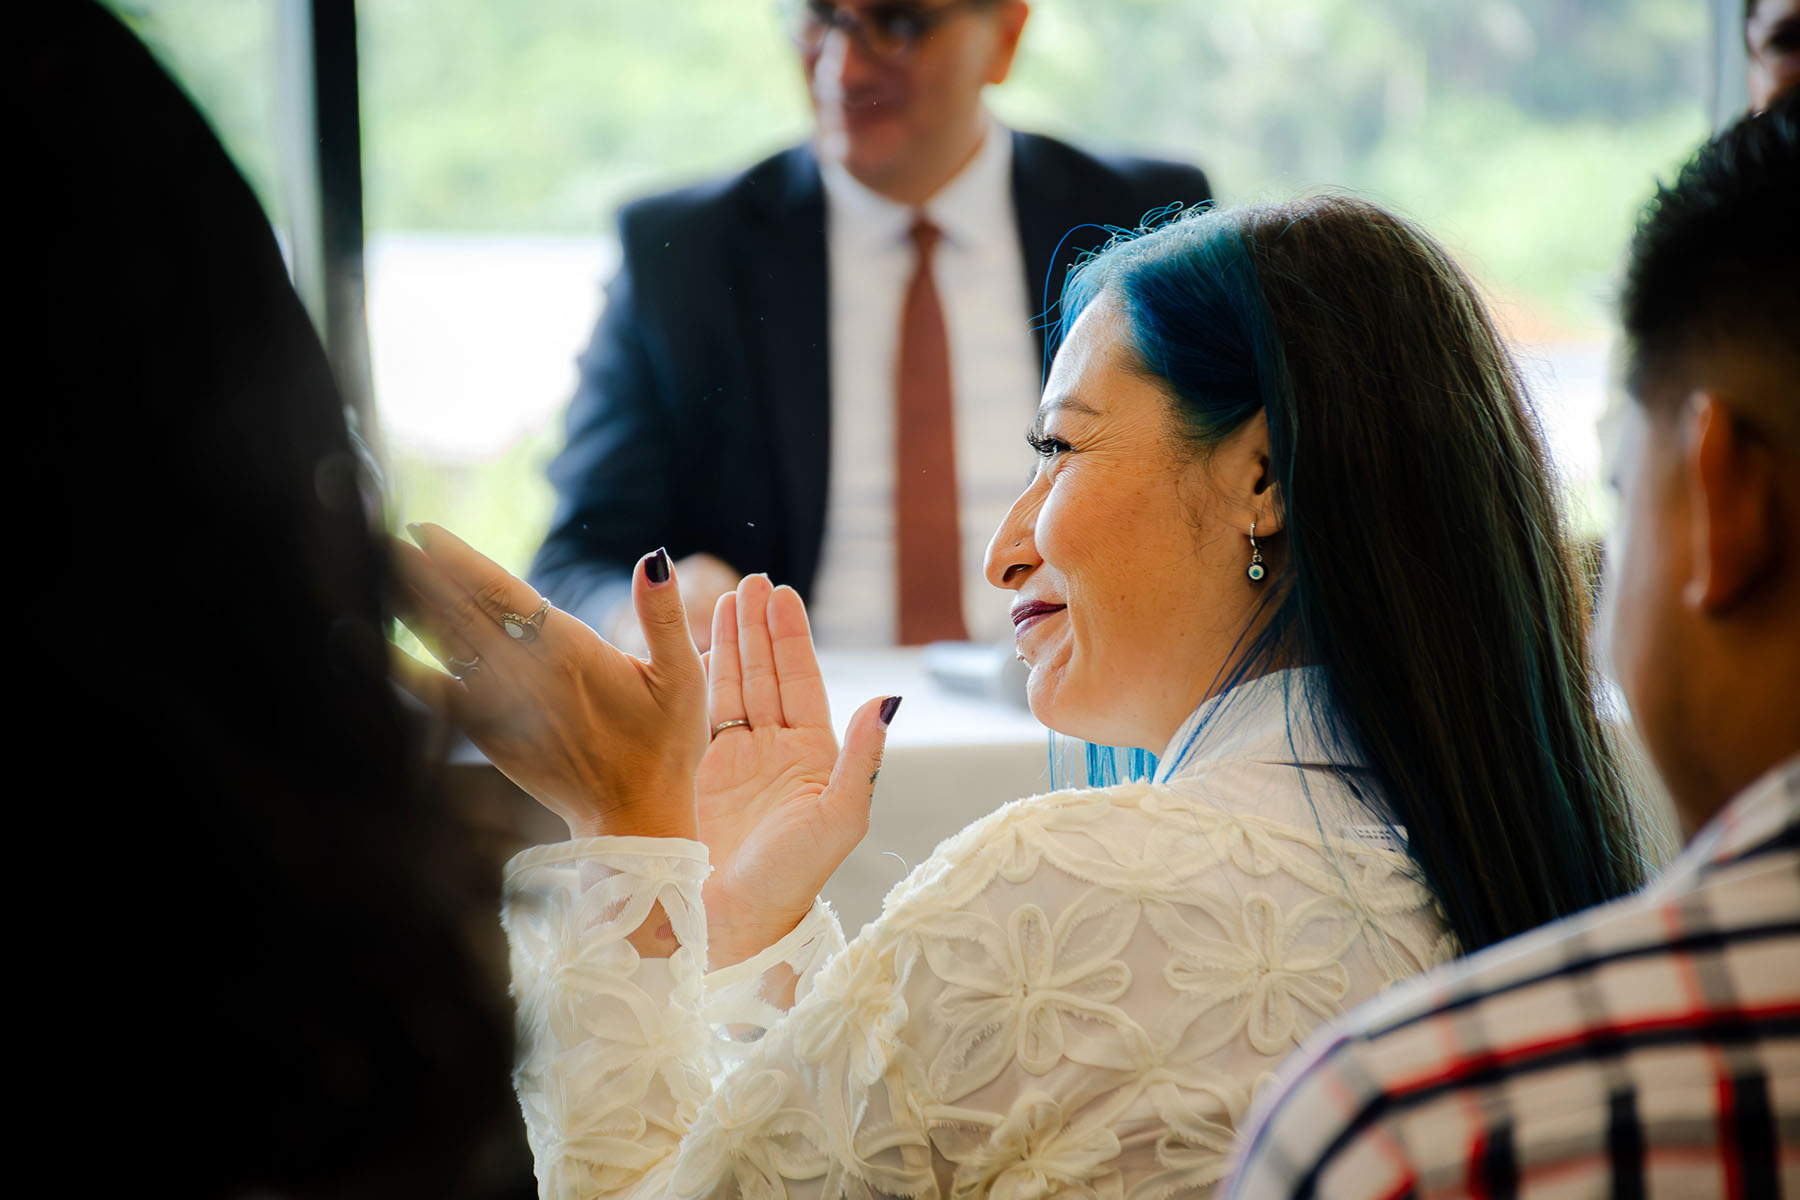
698, 575, 898, 967
605, 551, 743, 655
390, 524, 707, 841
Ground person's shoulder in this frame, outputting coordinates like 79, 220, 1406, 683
1327, 876, 1671, 1047
1233, 816, 1800, 1196
1225, 890, 1661, 1195
1274, 837, 1798, 1104
1011, 129, 1212, 207
615, 142, 818, 249
1417, 830, 1793, 1029
871, 777, 1314, 922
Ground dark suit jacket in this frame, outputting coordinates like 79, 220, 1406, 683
531, 130, 1211, 622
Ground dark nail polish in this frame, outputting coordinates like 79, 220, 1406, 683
406, 522, 430, 547
645, 547, 671, 585
879, 695, 903, 726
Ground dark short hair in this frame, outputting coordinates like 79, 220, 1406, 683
1622, 91, 1800, 407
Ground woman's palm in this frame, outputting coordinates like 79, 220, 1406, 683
699, 725, 841, 922
698, 578, 891, 967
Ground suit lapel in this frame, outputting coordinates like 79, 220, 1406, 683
1010, 129, 1085, 378
734, 146, 831, 596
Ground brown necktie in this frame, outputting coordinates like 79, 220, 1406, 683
895, 216, 969, 645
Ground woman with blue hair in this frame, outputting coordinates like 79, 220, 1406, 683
397, 196, 1650, 1197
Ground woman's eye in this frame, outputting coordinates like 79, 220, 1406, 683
1026, 432, 1071, 459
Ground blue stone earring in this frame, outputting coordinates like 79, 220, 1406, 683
1247, 520, 1266, 582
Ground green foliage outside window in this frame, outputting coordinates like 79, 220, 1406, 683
103, 0, 1709, 571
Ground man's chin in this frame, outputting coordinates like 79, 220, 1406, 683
818, 125, 910, 186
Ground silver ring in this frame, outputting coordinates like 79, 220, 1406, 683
710, 718, 751, 740
499, 598, 552, 643
445, 653, 482, 679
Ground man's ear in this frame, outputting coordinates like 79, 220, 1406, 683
985, 2, 1030, 85
1682, 395, 1780, 613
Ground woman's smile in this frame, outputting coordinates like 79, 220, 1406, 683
1010, 598, 1066, 643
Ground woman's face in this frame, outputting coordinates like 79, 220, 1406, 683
985, 301, 1275, 753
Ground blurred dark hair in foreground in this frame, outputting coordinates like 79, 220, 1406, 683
25, 4, 525, 1195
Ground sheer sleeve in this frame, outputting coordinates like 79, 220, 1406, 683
503, 837, 714, 1199
703, 898, 848, 1074
504, 778, 1454, 1199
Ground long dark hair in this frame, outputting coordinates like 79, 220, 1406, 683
30, 5, 522, 1195
1060, 197, 1648, 952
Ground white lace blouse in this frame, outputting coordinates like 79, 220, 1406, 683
503, 670, 1457, 1199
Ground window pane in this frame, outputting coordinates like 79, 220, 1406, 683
135, 1, 1711, 571
360, 0, 810, 572
993, 0, 1708, 534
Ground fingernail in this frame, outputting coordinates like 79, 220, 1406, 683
879, 695, 903, 727
406, 522, 431, 547
645, 547, 671, 585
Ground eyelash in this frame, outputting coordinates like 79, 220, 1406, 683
1026, 431, 1071, 459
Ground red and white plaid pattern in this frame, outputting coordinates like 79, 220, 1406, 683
1228, 757, 1800, 1199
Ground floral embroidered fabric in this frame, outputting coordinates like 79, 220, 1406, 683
504, 678, 1456, 1199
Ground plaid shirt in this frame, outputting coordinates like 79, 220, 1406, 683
1227, 756, 1800, 1199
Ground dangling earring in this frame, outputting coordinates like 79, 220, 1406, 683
1247, 520, 1266, 582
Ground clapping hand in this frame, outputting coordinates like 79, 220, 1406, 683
697, 575, 899, 967
390, 524, 707, 841
389, 526, 897, 967
605, 552, 743, 655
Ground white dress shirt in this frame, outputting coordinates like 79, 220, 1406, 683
807, 117, 1042, 647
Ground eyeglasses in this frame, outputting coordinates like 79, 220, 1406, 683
784, 0, 990, 63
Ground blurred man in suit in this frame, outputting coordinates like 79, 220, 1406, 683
1226, 96, 1799, 1199
532, 0, 1209, 649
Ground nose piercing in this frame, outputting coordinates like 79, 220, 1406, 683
1247, 521, 1266, 582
